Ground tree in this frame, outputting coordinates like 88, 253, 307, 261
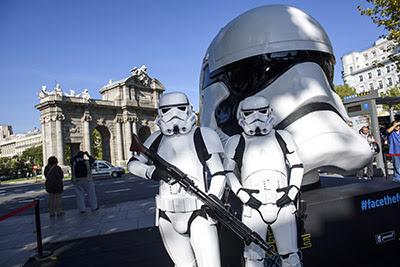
92, 129, 103, 160
21, 146, 43, 167
358, 0, 400, 67
0, 157, 13, 177
334, 84, 356, 100
380, 85, 400, 110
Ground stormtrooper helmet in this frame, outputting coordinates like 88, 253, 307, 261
238, 96, 274, 136
199, 5, 373, 181
156, 92, 196, 136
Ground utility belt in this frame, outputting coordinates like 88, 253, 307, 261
243, 174, 287, 205
155, 195, 203, 212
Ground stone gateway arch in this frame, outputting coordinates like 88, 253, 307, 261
35, 66, 164, 169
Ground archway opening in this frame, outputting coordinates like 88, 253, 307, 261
138, 126, 151, 143
92, 126, 111, 162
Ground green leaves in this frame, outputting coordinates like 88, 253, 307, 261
335, 84, 356, 100
358, 0, 400, 69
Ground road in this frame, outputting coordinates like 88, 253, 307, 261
0, 174, 159, 216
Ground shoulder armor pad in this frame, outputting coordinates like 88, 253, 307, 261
143, 131, 163, 149
224, 135, 242, 159
276, 129, 297, 153
199, 127, 224, 154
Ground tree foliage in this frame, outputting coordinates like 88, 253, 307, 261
334, 84, 356, 100
92, 129, 103, 160
358, 0, 400, 66
380, 85, 400, 110
0, 146, 43, 178
21, 146, 43, 167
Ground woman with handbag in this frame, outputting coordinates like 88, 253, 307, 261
44, 156, 64, 217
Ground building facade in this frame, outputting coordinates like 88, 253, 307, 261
0, 125, 13, 142
342, 38, 400, 94
0, 128, 42, 158
35, 66, 164, 168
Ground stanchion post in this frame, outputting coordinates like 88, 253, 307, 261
34, 199, 43, 257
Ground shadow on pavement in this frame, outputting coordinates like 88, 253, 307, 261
24, 227, 173, 267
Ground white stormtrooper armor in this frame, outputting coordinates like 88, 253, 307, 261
199, 5, 373, 185
128, 92, 226, 267
224, 96, 303, 267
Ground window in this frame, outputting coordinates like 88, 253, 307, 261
359, 75, 363, 82
356, 57, 359, 62
378, 80, 383, 89
364, 54, 368, 60
368, 72, 372, 79
388, 77, 393, 86
369, 83, 374, 90
377, 69, 381, 76
349, 66, 353, 72
360, 85, 365, 91
366, 62, 369, 66
98, 163, 109, 169
372, 50, 376, 57
386, 66, 391, 73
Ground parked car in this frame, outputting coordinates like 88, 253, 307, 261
91, 160, 125, 178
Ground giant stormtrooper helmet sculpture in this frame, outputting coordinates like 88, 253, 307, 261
199, 5, 373, 184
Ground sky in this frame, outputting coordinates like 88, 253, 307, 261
0, 0, 385, 133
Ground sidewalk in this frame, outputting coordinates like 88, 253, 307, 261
0, 197, 156, 267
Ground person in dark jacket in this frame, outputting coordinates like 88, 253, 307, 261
44, 156, 64, 217
71, 151, 98, 213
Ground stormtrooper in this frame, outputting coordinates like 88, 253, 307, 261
128, 92, 226, 267
199, 5, 373, 185
224, 95, 303, 267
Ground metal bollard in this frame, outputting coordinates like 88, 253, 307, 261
32, 198, 52, 259
34, 199, 43, 257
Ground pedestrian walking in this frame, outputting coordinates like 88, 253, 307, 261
44, 156, 64, 217
71, 151, 99, 213
387, 121, 400, 182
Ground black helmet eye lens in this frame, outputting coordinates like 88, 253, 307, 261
177, 106, 187, 111
258, 108, 268, 114
201, 50, 335, 136
161, 108, 171, 114
243, 111, 252, 116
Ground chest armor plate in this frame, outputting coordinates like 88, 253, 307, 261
157, 130, 206, 196
241, 134, 288, 183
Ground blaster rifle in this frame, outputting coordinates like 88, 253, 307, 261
130, 133, 277, 256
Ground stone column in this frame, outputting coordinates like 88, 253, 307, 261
114, 115, 124, 163
123, 85, 129, 101
82, 112, 92, 154
40, 117, 47, 167
123, 114, 133, 160
131, 117, 138, 135
55, 114, 65, 165
153, 90, 158, 108
46, 115, 53, 157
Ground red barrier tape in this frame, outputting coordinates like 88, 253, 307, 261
385, 154, 400, 157
0, 201, 35, 222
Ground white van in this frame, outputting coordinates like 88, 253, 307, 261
91, 160, 125, 178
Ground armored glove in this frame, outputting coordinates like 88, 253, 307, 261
237, 188, 262, 210
146, 165, 172, 183
276, 185, 299, 207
